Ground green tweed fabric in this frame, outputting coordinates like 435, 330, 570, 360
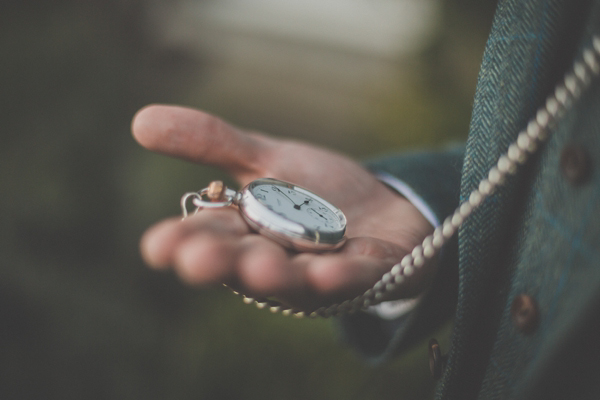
341, 0, 600, 399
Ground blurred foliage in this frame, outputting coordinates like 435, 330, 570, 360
368, 0, 498, 152
0, 1, 493, 399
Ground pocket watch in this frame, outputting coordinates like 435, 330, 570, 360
181, 178, 347, 252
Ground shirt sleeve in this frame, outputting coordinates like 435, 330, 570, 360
376, 171, 441, 228
336, 145, 464, 364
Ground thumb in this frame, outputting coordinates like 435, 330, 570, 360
131, 104, 272, 178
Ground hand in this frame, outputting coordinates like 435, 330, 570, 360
132, 104, 436, 311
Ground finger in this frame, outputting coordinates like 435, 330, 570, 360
139, 208, 250, 269
296, 237, 435, 306
131, 104, 274, 178
307, 237, 404, 295
305, 254, 391, 295
239, 252, 391, 311
234, 238, 395, 301
333, 237, 437, 299
173, 232, 240, 284
139, 217, 185, 269
236, 235, 299, 294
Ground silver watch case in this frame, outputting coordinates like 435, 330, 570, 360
236, 178, 346, 252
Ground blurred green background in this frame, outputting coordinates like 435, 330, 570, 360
0, 1, 495, 399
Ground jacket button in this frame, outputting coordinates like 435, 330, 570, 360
510, 294, 539, 334
428, 338, 447, 380
560, 145, 592, 185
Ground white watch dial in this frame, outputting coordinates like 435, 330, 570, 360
250, 183, 343, 232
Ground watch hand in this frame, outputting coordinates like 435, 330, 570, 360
308, 207, 328, 221
294, 199, 311, 210
273, 187, 303, 209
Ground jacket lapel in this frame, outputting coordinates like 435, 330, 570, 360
438, 0, 591, 398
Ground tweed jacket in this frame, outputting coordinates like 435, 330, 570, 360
340, 0, 600, 399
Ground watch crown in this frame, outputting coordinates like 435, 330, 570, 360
207, 181, 226, 201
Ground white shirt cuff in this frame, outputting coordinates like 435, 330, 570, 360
366, 171, 439, 320
376, 171, 440, 228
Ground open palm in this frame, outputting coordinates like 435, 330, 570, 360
132, 105, 434, 311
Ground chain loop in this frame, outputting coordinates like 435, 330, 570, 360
180, 187, 238, 219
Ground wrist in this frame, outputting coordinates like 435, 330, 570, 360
375, 171, 440, 228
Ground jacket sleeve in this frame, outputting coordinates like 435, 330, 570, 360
336, 145, 464, 364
